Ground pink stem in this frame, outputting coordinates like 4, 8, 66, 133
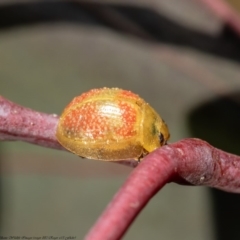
172, 139, 240, 192
0, 96, 63, 150
85, 139, 240, 240
85, 147, 177, 240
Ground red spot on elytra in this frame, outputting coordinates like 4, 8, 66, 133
64, 89, 102, 110
116, 102, 137, 137
61, 88, 141, 140
63, 102, 111, 139
118, 90, 140, 101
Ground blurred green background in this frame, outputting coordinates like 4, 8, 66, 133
1, 1, 240, 239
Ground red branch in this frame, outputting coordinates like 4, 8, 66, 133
85, 146, 177, 240
85, 139, 240, 240
1, 96, 240, 240
0, 96, 64, 150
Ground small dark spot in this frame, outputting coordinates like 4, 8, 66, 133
151, 123, 157, 135
135, 100, 142, 107
159, 132, 165, 145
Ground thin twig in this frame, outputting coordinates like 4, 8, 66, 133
0, 96, 63, 150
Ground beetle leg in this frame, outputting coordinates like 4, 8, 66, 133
138, 149, 148, 162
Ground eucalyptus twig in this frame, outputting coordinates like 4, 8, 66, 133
1, 96, 240, 240
0, 95, 63, 150
85, 146, 176, 240
85, 139, 240, 240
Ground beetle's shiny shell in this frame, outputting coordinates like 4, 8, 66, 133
56, 88, 170, 161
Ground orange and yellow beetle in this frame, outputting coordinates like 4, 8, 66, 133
56, 87, 170, 161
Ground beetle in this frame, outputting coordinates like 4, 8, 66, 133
56, 87, 170, 161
